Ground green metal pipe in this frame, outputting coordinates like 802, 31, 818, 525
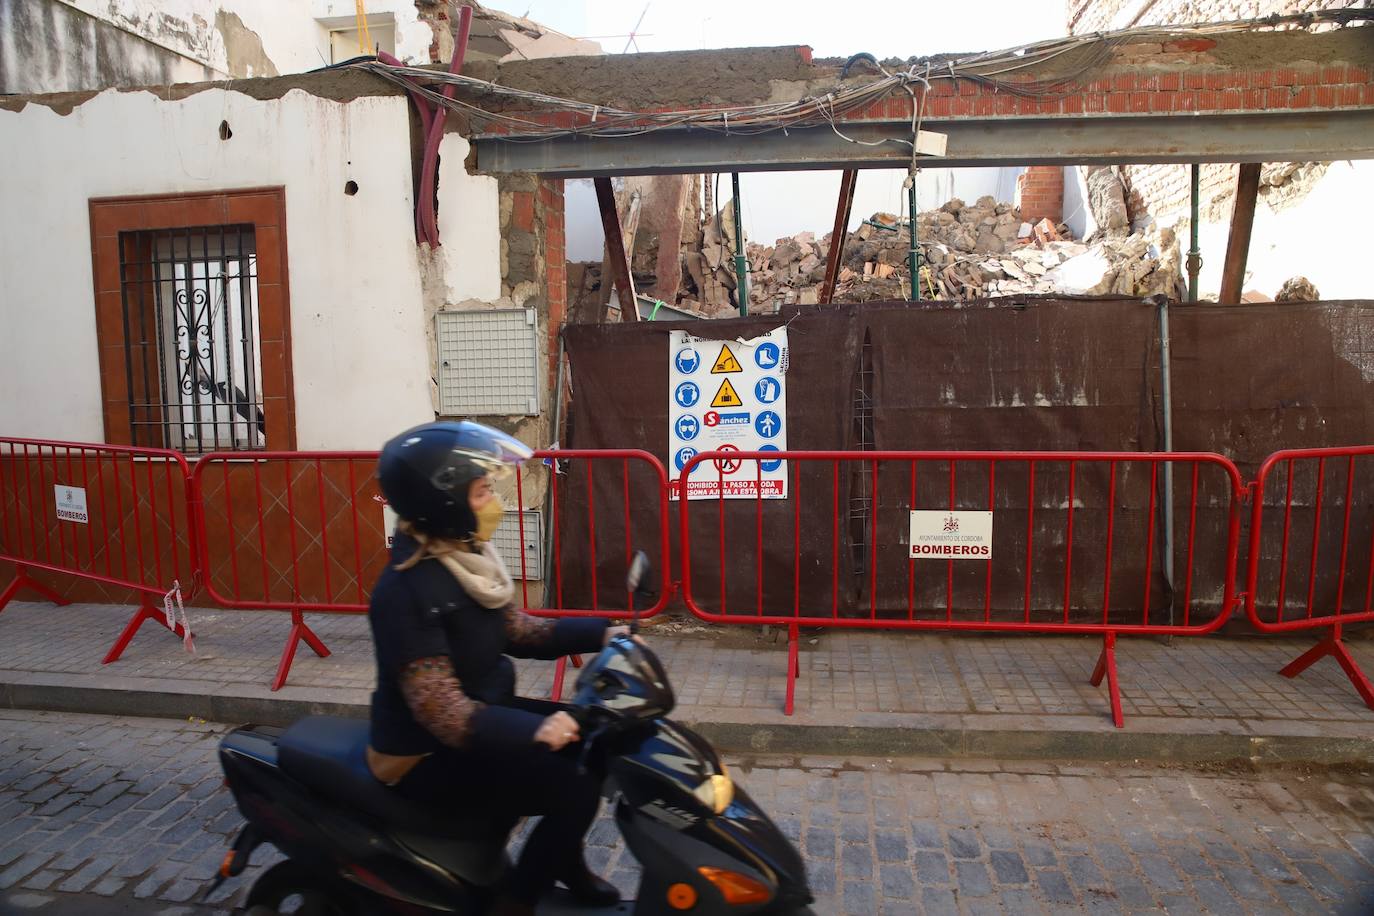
1186, 163, 1202, 302
907, 178, 920, 302
731, 172, 748, 315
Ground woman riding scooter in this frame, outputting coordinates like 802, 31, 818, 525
368, 420, 630, 915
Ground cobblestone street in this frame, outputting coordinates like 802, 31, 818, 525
1, 709, 1372, 914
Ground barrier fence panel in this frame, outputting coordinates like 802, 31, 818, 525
191, 448, 673, 691
679, 450, 1245, 725
522, 449, 674, 699
191, 451, 381, 689
0, 437, 196, 662
1245, 446, 1374, 709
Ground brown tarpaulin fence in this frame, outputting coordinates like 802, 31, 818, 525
557, 298, 1374, 622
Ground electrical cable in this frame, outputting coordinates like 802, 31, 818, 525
346, 10, 1369, 145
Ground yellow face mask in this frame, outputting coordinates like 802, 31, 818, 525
473, 494, 504, 543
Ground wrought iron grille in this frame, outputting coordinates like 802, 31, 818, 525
118, 225, 265, 452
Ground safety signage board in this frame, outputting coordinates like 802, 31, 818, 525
669, 327, 788, 500
54, 485, 88, 524
909, 510, 993, 559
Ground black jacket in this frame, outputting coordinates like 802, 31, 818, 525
368, 533, 608, 756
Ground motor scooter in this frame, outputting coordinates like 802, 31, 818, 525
210, 552, 814, 914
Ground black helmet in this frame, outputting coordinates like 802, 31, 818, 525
377, 421, 533, 540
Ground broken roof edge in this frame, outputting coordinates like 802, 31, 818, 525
2, 15, 1369, 119
0, 66, 408, 116
0, 45, 811, 117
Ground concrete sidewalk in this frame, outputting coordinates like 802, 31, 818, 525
1, 600, 1371, 763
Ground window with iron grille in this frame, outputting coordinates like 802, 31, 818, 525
117, 225, 265, 451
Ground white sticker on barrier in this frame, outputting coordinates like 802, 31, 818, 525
383, 504, 399, 550
909, 510, 993, 560
54, 485, 88, 524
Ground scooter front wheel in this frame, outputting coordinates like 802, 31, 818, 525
245, 859, 358, 916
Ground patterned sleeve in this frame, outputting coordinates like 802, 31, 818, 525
398, 656, 484, 749
502, 607, 558, 653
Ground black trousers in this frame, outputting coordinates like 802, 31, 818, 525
394, 697, 602, 904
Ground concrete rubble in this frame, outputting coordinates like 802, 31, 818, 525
576, 189, 1187, 320
737, 193, 1184, 311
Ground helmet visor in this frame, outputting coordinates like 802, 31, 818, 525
433, 421, 533, 487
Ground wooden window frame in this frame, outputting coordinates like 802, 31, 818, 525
89, 188, 295, 450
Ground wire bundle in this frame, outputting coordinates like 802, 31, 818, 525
344, 9, 1368, 143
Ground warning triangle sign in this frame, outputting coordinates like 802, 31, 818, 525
710, 378, 743, 408
710, 344, 743, 374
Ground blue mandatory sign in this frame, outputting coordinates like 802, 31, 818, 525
674, 415, 700, 441
675, 347, 701, 375
674, 447, 699, 472
754, 376, 781, 404
754, 342, 781, 370
674, 381, 700, 408
755, 410, 782, 439
758, 444, 782, 472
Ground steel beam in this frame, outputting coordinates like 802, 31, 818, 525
474, 109, 1374, 177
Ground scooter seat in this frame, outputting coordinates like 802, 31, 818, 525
278, 715, 503, 840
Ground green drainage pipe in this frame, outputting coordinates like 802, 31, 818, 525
907, 177, 920, 301
1187, 163, 1202, 302
732, 172, 748, 315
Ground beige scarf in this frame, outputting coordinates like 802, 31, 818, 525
394, 521, 515, 609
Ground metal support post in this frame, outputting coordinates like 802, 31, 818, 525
594, 177, 639, 321
1218, 163, 1261, 304
731, 172, 748, 315
821, 170, 858, 305
1186, 163, 1202, 301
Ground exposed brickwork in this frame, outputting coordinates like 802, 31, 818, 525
1063, 2, 1364, 229
538, 177, 566, 391
1017, 166, 1065, 225
510, 189, 534, 233
474, 34, 1374, 139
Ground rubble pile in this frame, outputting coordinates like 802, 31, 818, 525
578, 189, 1186, 320
740, 195, 1184, 312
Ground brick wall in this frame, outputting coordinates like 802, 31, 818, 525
1017, 166, 1065, 224
1068, 0, 1353, 35
1067, 1, 1361, 231
539, 177, 566, 391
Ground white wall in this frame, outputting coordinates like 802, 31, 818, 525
1061, 166, 1098, 240
0, 87, 444, 450
49, 0, 433, 76
1192, 160, 1374, 301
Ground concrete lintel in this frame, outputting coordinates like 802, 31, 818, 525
474, 108, 1374, 176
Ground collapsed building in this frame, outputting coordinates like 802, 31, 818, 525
0, 3, 1372, 610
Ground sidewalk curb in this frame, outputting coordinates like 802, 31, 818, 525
4, 676, 1371, 766
691, 721, 1374, 765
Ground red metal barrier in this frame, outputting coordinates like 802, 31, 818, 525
679, 450, 1246, 726
1244, 446, 1374, 710
521, 449, 674, 700
190, 448, 672, 691
190, 451, 377, 690
0, 437, 196, 662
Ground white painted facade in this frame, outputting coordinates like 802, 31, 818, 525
0, 86, 504, 450
2, 0, 433, 96
58, 0, 433, 72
